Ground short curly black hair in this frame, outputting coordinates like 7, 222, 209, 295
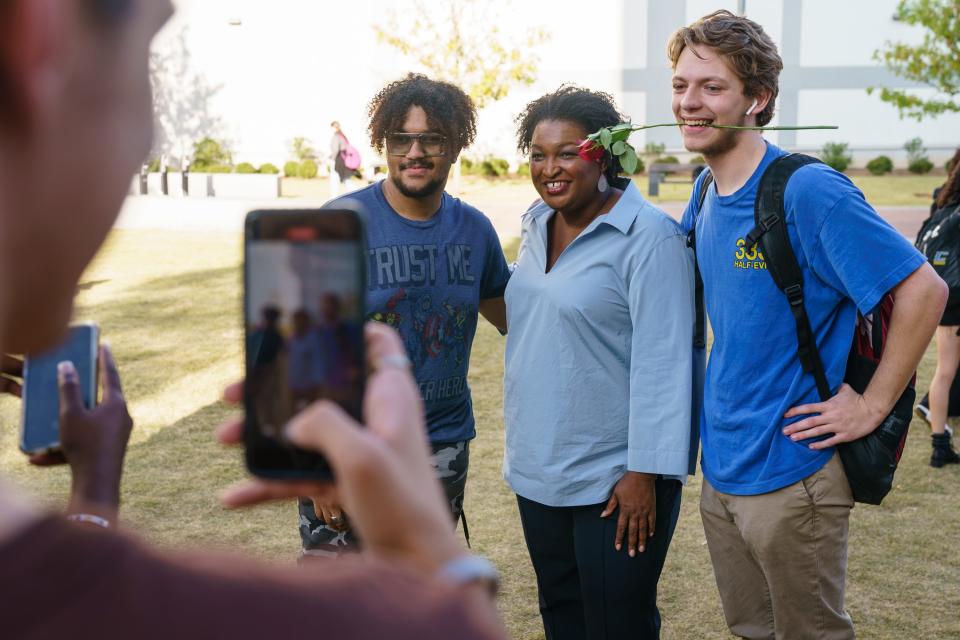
515, 86, 626, 180
367, 74, 477, 156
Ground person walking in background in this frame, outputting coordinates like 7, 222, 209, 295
917, 153, 960, 467
504, 86, 700, 640
672, 11, 945, 638
329, 120, 356, 196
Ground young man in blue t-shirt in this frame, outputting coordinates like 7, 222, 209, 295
298, 74, 510, 557
670, 11, 946, 638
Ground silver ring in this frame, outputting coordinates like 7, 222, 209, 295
329, 514, 341, 522
376, 353, 411, 371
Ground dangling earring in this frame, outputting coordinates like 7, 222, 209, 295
597, 174, 609, 193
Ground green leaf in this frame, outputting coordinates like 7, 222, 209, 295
612, 140, 626, 155
620, 144, 638, 174
599, 128, 613, 148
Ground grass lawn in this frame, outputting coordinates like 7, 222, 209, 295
282, 173, 945, 207
1, 229, 958, 638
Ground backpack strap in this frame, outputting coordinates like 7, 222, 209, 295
689, 171, 714, 349
749, 153, 833, 402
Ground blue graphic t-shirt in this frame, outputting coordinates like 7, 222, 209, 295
331, 182, 510, 443
680, 143, 926, 495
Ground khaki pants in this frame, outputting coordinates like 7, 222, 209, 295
700, 453, 855, 639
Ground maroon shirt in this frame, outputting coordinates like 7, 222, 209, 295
0, 516, 502, 640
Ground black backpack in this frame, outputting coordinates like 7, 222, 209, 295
915, 201, 960, 306
690, 153, 914, 505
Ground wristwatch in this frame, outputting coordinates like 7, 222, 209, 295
436, 554, 500, 596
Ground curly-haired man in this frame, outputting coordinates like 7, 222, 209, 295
298, 74, 510, 558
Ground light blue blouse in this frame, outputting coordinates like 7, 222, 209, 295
503, 180, 703, 507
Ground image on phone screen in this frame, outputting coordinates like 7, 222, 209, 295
244, 209, 365, 478
21, 324, 99, 454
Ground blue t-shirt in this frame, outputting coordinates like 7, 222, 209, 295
331, 182, 510, 443
681, 143, 926, 495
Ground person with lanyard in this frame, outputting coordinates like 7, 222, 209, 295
299, 73, 510, 558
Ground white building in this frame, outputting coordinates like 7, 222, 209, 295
152, 0, 960, 169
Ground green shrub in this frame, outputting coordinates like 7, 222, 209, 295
644, 142, 666, 157
202, 164, 233, 174
652, 156, 680, 165
516, 162, 530, 177
298, 159, 318, 179
481, 158, 510, 177
259, 163, 279, 174
283, 161, 300, 177
689, 155, 705, 165
908, 158, 934, 174
461, 157, 484, 176
192, 137, 231, 168
235, 162, 257, 174
866, 155, 894, 175
146, 157, 161, 172
819, 142, 852, 173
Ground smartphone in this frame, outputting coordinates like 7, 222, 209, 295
20, 323, 99, 455
243, 207, 366, 479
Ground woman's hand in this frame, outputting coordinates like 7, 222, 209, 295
600, 471, 656, 557
50, 345, 133, 523
316, 499, 349, 532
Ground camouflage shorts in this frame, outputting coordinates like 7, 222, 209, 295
298, 440, 470, 557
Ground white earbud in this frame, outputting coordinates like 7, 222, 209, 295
745, 99, 759, 116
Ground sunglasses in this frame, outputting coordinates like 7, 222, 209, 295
385, 132, 447, 157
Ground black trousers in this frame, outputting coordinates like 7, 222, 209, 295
516, 478, 682, 640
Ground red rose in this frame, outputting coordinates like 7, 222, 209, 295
577, 139, 604, 163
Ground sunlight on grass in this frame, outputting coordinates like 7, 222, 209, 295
0, 228, 957, 639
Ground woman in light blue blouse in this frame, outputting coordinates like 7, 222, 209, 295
505, 86, 702, 640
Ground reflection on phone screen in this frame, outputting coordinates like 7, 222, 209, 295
245, 225, 364, 474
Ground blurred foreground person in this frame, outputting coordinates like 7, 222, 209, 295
0, 1, 503, 638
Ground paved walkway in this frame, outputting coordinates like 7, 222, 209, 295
115, 194, 930, 242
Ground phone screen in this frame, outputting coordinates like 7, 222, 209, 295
21, 324, 99, 454
244, 208, 366, 478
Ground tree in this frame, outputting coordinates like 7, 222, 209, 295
290, 137, 317, 162
150, 25, 225, 162
868, 0, 960, 120
373, 0, 548, 110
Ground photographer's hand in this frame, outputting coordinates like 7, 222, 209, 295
35, 345, 133, 524
218, 323, 463, 574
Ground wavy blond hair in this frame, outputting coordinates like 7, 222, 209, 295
667, 10, 783, 127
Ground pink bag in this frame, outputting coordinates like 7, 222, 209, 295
339, 134, 362, 170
